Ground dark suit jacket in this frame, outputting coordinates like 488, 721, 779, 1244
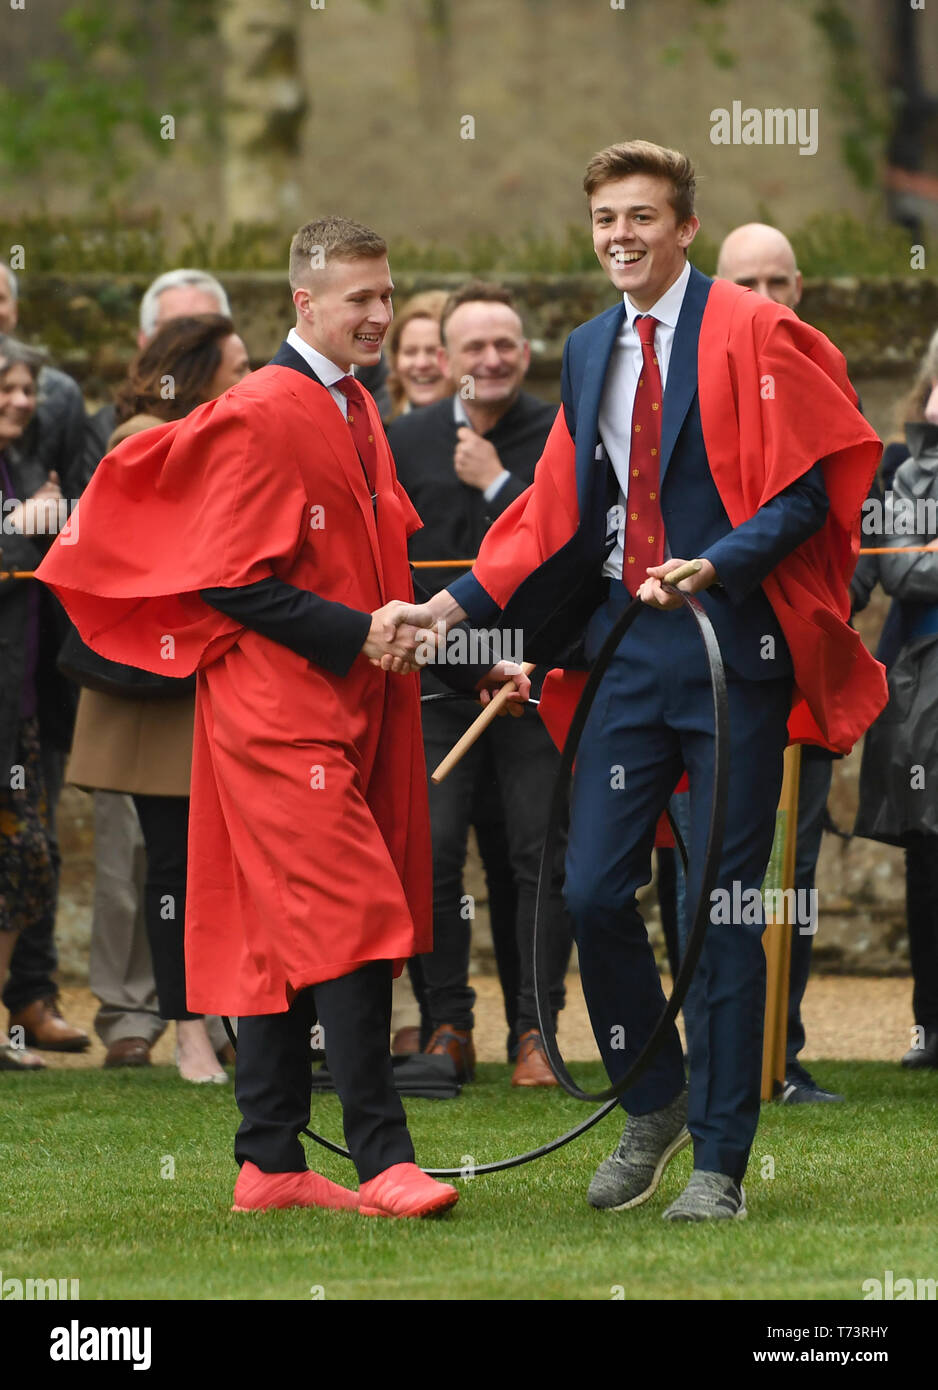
387, 390, 556, 598
448, 265, 829, 680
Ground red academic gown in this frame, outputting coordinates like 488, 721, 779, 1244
38, 367, 432, 1015
503, 281, 886, 758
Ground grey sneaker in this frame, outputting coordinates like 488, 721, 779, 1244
662, 1170, 747, 1221
587, 1088, 690, 1211
781, 1062, 843, 1103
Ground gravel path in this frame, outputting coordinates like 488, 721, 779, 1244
28, 974, 918, 1072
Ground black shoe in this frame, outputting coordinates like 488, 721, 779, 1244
781, 1062, 843, 1104
901, 1027, 938, 1069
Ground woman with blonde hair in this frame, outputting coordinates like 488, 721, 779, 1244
385, 290, 451, 421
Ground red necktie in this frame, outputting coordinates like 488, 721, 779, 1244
336, 375, 378, 503
622, 314, 665, 594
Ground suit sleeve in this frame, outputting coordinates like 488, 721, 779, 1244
410, 571, 495, 692
701, 461, 829, 602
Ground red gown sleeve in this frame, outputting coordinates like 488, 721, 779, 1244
37, 394, 310, 676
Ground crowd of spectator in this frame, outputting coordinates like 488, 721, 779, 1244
1, 236, 935, 1085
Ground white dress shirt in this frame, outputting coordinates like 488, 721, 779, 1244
600, 259, 691, 578
286, 327, 354, 418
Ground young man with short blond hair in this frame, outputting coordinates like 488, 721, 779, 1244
40, 217, 523, 1219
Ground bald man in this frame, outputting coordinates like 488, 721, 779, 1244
716, 223, 803, 309
699, 222, 842, 1105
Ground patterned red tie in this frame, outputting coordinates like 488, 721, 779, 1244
622, 314, 665, 594
336, 375, 378, 502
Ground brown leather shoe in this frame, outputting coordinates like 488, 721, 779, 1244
511, 1029, 558, 1087
9, 997, 91, 1053
391, 1026, 421, 1056
104, 1037, 152, 1068
424, 1025, 475, 1082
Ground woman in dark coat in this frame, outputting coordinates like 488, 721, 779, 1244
0, 339, 64, 1070
855, 329, 938, 1069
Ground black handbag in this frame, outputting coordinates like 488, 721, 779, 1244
57, 624, 196, 699
310, 1053, 462, 1101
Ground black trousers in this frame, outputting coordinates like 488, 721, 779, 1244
420, 698, 573, 1034
234, 960, 413, 1183
786, 745, 834, 1068
131, 793, 199, 1021
906, 833, 938, 1029
472, 738, 520, 1048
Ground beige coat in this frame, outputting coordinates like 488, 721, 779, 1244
65, 414, 195, 798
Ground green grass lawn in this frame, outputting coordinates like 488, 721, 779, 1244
2, 1062, 936, 1301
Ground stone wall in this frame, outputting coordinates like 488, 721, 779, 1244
21, 270, 938, 405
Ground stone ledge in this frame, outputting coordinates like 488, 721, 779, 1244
18, 273, 938, 399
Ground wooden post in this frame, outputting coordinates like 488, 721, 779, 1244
760, 744, 802, 1101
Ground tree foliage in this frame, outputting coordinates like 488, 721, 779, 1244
0, 0, 221, 189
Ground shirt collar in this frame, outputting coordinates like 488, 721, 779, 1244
286, 327, 351, 388
623, 259, 691, 333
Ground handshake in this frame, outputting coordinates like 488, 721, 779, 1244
362, 600, 530, 710
362, 601, 438, 672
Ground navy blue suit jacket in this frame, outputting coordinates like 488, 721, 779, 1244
449, 265, 829, 681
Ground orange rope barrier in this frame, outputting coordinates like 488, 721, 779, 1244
3, 547, 937, 584
410, 559, 475, 568
855, 546, 938, 555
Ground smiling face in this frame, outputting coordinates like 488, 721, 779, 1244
0, 361, 38, 444
441, 301, 530, 410
590, 174, 699, 311
293, 255, 393, 372
394, 316, 448, 407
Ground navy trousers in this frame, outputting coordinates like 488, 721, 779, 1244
564, 585, 791, 1181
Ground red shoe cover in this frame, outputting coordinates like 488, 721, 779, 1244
358, 1162, 459, 1219
232, 1160, 358, 1212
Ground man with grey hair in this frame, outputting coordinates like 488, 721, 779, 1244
81, 269, 232, 478
0, 264, 89, 1053
136, 268, 232, 348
